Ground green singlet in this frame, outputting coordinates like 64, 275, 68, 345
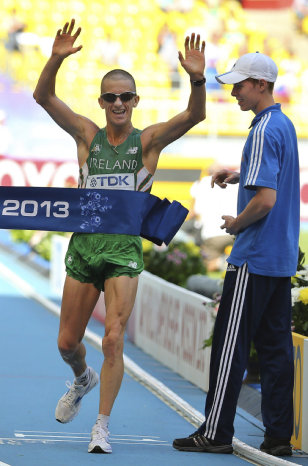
65, 128, 154, 291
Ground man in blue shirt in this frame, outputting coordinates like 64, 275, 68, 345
173, 52, 300, 457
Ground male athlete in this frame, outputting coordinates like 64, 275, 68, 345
173, 52, 299, 456
33, 19, 206, 453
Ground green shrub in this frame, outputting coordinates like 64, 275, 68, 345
142, 239, 206, 287
291, 248, 308, 336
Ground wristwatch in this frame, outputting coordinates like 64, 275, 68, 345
191, 76, 206, 86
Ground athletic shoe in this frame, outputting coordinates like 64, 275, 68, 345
55, 367, 99, 423
260, 435, 292, 456
88, 423, 112, 454
173, 431, 233, 453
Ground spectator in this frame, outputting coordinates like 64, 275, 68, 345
293, 0, 308, 33
97, 33, 121, 66
157, 23, 181, 89
5, 8, 26, 53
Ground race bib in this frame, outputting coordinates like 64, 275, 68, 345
86, 173, 134, 190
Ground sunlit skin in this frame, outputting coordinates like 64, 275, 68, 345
231, 79, 274, 115
98, 78, 139, 132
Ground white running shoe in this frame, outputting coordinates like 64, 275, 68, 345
55, 367, 99, 423
88, 423, 112, 454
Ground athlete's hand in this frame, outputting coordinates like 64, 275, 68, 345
211, 169, 240, 189
52, 19, 82, 59
178, 33, 205, 80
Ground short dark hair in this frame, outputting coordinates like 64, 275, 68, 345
100, 69, 136, 93
246, 77, 274, 94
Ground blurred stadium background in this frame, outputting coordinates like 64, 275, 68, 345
0, 0, 308, 253
1, 0, 308, 133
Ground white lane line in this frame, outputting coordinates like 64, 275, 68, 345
15, 434, 89, 439
14, 432, 168, 443
14, 430, 161, 438
2, 437, 170, 446
0, 263, 299, 466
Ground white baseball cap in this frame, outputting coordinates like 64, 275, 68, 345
215, 52, 278, 84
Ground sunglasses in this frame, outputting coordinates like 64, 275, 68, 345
100, 92, 136, 103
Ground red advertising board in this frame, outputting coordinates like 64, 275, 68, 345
0, 155, 78, 188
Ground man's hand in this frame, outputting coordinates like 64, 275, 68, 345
52, 19, 82, 59
211, 169, 240, 188
220, 187, 276, 236
178, 33, 205, 80
220, 215, 239, 235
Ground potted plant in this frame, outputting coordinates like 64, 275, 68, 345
142, 239, 207, 287
291, 248, 308, 337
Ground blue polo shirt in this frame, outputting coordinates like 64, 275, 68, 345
228, 104, 300, 277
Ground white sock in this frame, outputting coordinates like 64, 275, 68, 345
96, 414, 110, 430
75, 367, 89, 386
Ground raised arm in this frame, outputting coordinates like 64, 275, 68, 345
141, 33, 206, 172
33, 19, 98, 149
177, 32, 206, 127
